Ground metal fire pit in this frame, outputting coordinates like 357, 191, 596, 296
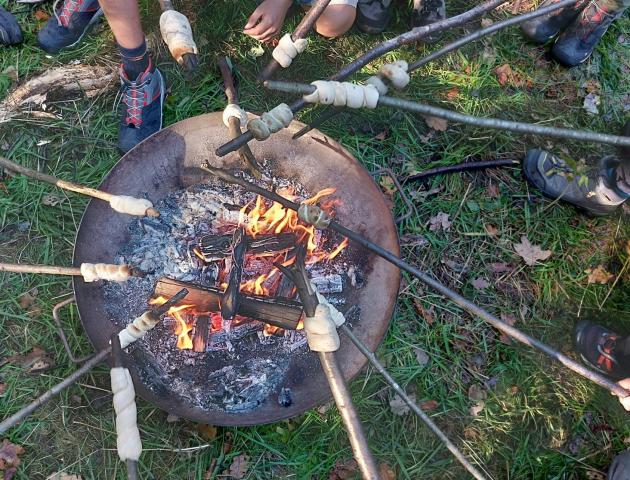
72, 112, 400, 426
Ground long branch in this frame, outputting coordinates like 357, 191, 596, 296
215, 0, 507, 156
264, 81, 630, 147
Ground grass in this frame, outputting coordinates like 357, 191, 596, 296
1, 0, 629, 478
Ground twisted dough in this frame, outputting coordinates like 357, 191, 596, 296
109, 195, 154, 216
248, 103, 293, 140
222, 104, 249, 128
110, 367, 142, 461
159, 10, 198, 63
80, 263, 131, 283
297, 204, 331, 229
272, 33, 308, 68
303, 81, 379, 109
304, 288, 346, 353
365, 60, 410, 95
118, 311, 159, 349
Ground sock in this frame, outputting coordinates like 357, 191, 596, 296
119, 41, 151, 80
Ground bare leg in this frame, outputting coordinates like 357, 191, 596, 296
97, 0, 144, 48
315, 4, 356, 38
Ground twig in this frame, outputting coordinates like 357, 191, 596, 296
217, 57, 262, 177
257, 0, 333, 81
264, 81, 630, 147
215, 0, 507, 156
340, 324, 489, 480
0, 263, 82, 276
404, 159, 519, 183
0, 156, 160, 217
200, 165, 630, 398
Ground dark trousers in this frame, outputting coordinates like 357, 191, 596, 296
609, 450, 630, 480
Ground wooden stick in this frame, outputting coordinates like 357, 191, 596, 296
217, 57, 262, 177
0, 156, 159, 217
0, 263, 82, 276
257, 0, 333, 81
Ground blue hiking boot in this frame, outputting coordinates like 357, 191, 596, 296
0, 6, 22, 45
118, 60, 166, 153
37, 0, 103, 54
521, 0, 588, 44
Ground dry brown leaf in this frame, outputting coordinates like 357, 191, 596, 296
445, 87, 459, 100
463, 426, 480, 441
495, 64, 513, 86
379, 176, 396, 200
423, 115, 448, 131
420, 399, 439, 411
0, 384, 6, 395
389, 393, 415, 416
46, 473, 82, 480
508, 385, 519, 395
373, 127, 390, 141
412, 298, 435, 325
428, 212, 451, 232
195, 424, 218, 441
18, 289, 37, 310
486, 182, 500, 198
471, 277, 490, 290
488, 262, 514, 273
485, 224, 499, 236
379, 463, 396, 480
413, 347, 429, 367
0, 439, 24, 480
469, 401, 485, 416
33, 9, 49, 21
41, 193, 63, 206
4, 346, 54, 373
329, 459, 358, 480
585, 265, 614, 285
513, 236, 551, 266
203, 459, 217, 480
585, 471, 606, 480
468, 384, 488, 402
227, 454, 249, 479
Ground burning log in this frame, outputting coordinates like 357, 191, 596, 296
197, 232, 295, 262
192, 315, 210, 352
221, 227, 247, 321
153, 277, 302, 330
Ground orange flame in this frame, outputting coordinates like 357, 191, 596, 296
148, 296, 194, 349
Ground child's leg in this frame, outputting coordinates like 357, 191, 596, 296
98, 0, 144, 49
315, 2, 357, 38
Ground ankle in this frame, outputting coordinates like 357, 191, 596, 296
119, 41, 151, 80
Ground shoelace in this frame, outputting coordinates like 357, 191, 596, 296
54, 0, 85, 27
596, 336, 618, 372
123, 81, 147, 127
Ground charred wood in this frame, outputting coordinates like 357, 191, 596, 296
221, 227, 247, 321
192, 315, 210, 352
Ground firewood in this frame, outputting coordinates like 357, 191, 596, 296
192, 315, 210, 352
221, 227, 247, 321
197, 232, 295, 261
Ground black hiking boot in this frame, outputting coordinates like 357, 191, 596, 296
522, 149, 628, 216
37, 0, 103, 53
0, 6, 22, 45
356, 0, 391, 34
574, 321, 630, 381
552, 0, 625, 66
412, 0, 446, 43
521, 0, 588, 44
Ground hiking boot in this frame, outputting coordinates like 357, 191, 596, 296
521, 0, 588, 44
552, 0, 625, 66
0, 6, 22, 45
356, 0, 391, 34
573, 321, 630, 380
37, 0, 103, 54
522, 149, 628, 216
412, 0, 446, 43
118, 60, 166, 153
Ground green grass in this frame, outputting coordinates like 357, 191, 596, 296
1, 0, 629, 478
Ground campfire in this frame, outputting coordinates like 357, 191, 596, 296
149, 187, 349, 352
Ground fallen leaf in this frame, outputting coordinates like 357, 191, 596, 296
494, 63, 529, 87
488, 262, 514, 273
379, 176, 396, 200
484, 224, 499, 236
33, 9, 49, 21
471, 277, 490, 290
166, 413, 180, 423
399, 233, 429, 248
480, 17, 493, 28
585, 265, 614, 285
0, 384, 5, 395
195, 424, 218, 441
18, 289, 37, 310
46, 473, 82, 480
583, 92, 600, 115
329, 459, 358, 480
486, 182, 500, 198
373, 127, 390, 141
463, 426, 480, 441
513, 236, 551, 266
442, 258, 468, 274
378, 463, 396, 480
41, 194, 63, 206
2, 66, 17, 82
481, 44, 496, 62
227, 454, 249, 479
423, 115, 448, 131
468, 384, 488, 402
581, 79, 601, 94
248, 45, 265, 58
428, 212, 451, 232
0, 439, 24, 480
4, 346, 54, 373
585, 470, 606, 480
222, 432, 233, 455
413, 347, 429, 367
508, 385, 519, 395
498, 313, 518, 345
469, 401, 485, 416
203, 459, 217, 480
389, 393, 415, 416
420, 399, 439, 411
412, 299, 435, 325
445, 87, 459, 100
